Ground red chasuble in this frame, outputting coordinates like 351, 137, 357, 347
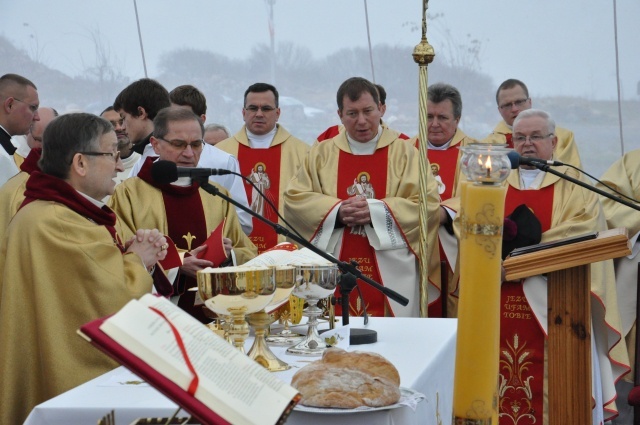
335, 147, 391, 317
427, 147, 460, 202
237, 144, 282, 253
499, 184, 553, 425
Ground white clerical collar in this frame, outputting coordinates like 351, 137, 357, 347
346, 125, 382, 155
519, 167, 545, 189
77, 190, 106, 208
247, 126, 277, 149
172, 176, 192, 187
427, 138, 453, 150
0, 124, 10, 138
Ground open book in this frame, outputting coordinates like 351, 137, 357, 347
78, 294, 300, 425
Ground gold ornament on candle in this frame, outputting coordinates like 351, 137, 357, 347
452, 145, 511, 424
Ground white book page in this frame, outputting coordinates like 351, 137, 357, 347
99, 294, 298, 425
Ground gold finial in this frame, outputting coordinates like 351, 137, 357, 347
412, 0, 435, 66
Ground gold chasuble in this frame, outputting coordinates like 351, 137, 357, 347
0, 172, 158, 424
216, 124, 309, 253
483, 121, 583, 168
284, 128, 442, 317
0, 147, 41, 242
597, 149, 640, 372
496, 168, 630, 423
336, 147, 389, 317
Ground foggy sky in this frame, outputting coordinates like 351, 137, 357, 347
2, 0, 639, 100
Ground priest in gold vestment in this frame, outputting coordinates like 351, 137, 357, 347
109, 107, 257, 322
216, 83, 309, 253
284, 77, 441, 317
0, 113, 171, 424
483, 78, 582, 168
596, 148, 640, 410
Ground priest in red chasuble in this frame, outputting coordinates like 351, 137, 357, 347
410, 83, 478, 318
284, 77, 441, 317
494, 109, 627, 423
216, 83, 309, 253
109, 107, 257, 322
0, 113, 171, 424
314, 83, 410, 145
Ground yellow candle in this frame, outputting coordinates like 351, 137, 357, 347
452, 181, 505, 423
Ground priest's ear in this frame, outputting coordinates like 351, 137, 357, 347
70, 152, 90, 177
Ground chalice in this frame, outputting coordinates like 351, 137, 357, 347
197, 265, 275, 354
247, 265, 296, 371
286, 264, 340, 356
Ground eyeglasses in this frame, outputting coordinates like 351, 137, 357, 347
78, 151, 121, 161
157, 137, 204, 150
13, 97, 39, 113
499, 98, 529, 111
513, 133, 554, 143
244, 105, 277, 113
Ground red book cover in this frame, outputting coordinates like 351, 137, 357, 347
78, 316, 229, 425
195, 220, 227, 266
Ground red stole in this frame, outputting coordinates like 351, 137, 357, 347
335, 147, 390, 317
427, 147, 460, 201
237, 143, 282, 253
138, 158, 208, 252
499, 183, 554, 425
316, 125, 341, 143
138, 158, 209, 319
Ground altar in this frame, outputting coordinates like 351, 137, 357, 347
24, 317, 456, 425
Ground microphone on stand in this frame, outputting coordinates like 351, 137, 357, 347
507, 151, 564, 169
151, 160, 232, 184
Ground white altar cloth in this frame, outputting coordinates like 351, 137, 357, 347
24, 317, 457, 425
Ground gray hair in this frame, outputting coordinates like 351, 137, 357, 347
204, 123, 230, 138
427, 83, 462, 119
39, 113, 113, 179
513, 109, 556, 134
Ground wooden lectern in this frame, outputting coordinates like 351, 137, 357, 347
503, 227, 631, 424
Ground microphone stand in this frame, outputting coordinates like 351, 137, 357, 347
532, 163, 640, 212
194, 177, 409, 345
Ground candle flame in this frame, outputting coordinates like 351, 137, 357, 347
485, 156, 492, 170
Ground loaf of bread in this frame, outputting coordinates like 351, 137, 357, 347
291, 347, 401, 408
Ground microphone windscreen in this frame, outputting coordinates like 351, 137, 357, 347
151, 160, 179, 184
506, 151, 520, 169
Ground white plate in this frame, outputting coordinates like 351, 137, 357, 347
293, 387, 425, 414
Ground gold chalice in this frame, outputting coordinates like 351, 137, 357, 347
197, 265, 275, 353
286, 264, 340, 356
246, 265, 296, 371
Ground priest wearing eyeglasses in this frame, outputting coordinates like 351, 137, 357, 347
492, 108, 628, 423
109, 107, 257, 322
0, 113, 172, 424
216, 83, 309, 253
482, 78, 582, 168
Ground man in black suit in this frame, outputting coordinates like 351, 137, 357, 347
0, 73, 40, 185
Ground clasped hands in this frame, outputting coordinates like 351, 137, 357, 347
338, 195, 371, 227
125, 228, 168, 270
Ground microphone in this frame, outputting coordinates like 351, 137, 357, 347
506, 151, 564, 169
151, 160, 232, 184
